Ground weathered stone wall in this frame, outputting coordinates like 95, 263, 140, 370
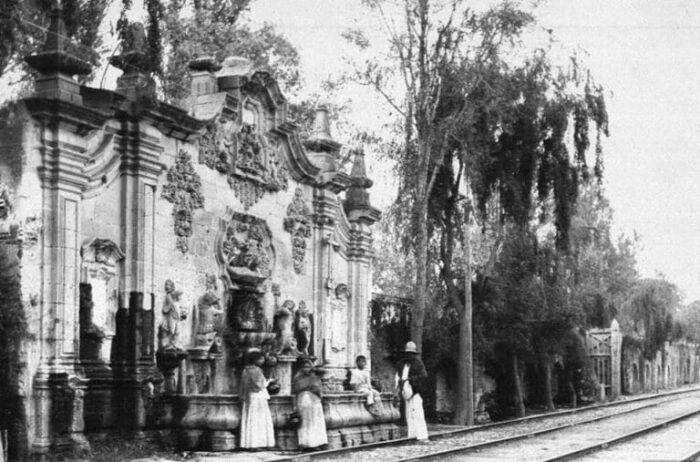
622, 340, 700, 395
5, 25, 382, 453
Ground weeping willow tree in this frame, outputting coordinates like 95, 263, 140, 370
429, 39, 609, 418
470, 53, 608, 416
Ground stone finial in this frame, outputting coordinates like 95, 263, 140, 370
303, 105, 341, 158
25, 7, 92, 76
310, 106, 333, 143
109, 22, 156, 99
189, 56, 223, 74
24, 6, 91, 102
189, 56, 221, 98
344, 147, 381, 225
217, 56, 253, 91
219, 56, 254, 77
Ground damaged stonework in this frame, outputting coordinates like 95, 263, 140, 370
6, 8, 389, 457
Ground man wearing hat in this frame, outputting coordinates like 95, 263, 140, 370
395, 341, 428, 440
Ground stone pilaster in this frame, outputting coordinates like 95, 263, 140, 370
112, 119, 164, 436
23, 7, 105, 449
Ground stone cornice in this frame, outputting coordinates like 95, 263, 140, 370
24, 97, 111, 136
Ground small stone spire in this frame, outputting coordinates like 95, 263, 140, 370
304, 105, 340, 153
25, 6, 91, 102
310, 106, 332, 142
344, 148, 381, 224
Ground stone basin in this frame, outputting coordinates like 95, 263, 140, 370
172, 392, 401, 451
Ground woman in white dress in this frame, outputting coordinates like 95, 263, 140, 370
395, 341, 428, 440
293, 357, 328, 449
239, 350, 275, 449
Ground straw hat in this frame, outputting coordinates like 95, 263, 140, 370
403, 341, 418, 353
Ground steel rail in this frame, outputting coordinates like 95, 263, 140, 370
680, 445, 700, 462
277, 385, 700, 462
392, 397, 688, 462
542, 408, 700, 461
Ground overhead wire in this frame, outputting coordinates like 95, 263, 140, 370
18, 17, 197, 98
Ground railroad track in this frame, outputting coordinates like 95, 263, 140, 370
277, 385, 700, 462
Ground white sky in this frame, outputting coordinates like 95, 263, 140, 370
246, 0, 700, 303
21, 0, 696, 302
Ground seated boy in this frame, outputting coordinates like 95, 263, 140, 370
348, 355, 383, 415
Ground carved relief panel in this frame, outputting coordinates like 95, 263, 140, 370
197, 101, 289, 210
284, 187, 312, 274
216, 210, 274, 289
161, 150, 205, 254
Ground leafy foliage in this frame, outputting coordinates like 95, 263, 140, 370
0, 0, 108, 82
161, 0, 300, 101
619, 278, 681, 359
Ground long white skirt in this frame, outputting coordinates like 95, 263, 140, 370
240, 390, 275, 448
297, 391, 328, 448
405, 393, 428, 440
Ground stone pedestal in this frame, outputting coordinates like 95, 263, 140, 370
157, 349, 188, 394
270, 355, 296, 395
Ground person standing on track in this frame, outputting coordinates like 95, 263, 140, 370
395, 341, 429, 440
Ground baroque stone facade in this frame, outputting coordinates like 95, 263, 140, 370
0, 10, 387, 456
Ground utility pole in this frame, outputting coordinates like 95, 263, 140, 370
459, 198, 474, 426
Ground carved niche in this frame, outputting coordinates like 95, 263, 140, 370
80, 238, 125, 362
197, 116, 289, 210
216, 211, 274, 289
284, 187, 312, 274
161, 150, 205, 254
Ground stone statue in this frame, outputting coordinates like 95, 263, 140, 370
295, 301, 312, 356
158, 280, 185, 350
273, 300, 298, 355
194, 275, 223, 350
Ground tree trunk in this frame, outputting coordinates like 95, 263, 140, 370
567, 368, 577, 408
410, 196, 428, 354
512, 353, 525, 417
543, 359, 554, 411
455, 209, 474, 425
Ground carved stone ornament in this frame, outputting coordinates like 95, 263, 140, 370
330, 284, 349, 354
199, 118, 234, 173
0, 181, 12, 220
216, 211, 274, 288
284, 187, 312, 274
81, 238, 125, 279
198, 119, 289, 210
161, 150, 205, 253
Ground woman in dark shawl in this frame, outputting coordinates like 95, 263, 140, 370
292, 357, 328, 449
